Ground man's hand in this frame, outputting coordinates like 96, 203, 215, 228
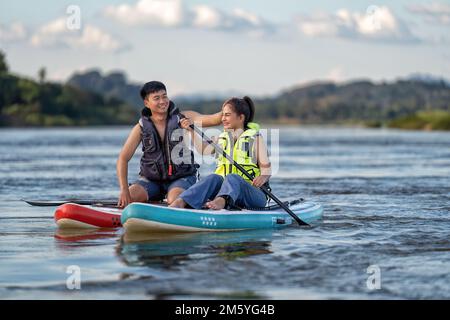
118, 188, 132, 208
179, 117, 193, 131
252, 175, 271, 188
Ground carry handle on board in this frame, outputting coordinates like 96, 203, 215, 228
179, 114, 310, 226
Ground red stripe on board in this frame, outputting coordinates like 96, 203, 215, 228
54, 203, 122, 228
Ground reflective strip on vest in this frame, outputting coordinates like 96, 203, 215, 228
214, 122, 261, 183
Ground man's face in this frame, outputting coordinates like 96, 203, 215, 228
144, 90, 169, 114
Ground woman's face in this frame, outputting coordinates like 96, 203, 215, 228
222, 104, 244, 130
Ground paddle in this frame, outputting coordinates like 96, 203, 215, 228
180, 115, 310, 226
23, 199, 118, 207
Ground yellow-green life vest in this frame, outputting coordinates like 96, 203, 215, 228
214, 122, 261, 184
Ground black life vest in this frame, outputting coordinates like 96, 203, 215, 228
139, 102, 198, 181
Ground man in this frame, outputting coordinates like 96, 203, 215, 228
117, 81, 221, 208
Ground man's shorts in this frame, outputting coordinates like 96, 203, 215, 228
134, 175, 197, 201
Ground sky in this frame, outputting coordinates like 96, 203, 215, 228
1, 0, 449, 96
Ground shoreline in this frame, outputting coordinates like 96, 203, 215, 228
1, 122, 449, 132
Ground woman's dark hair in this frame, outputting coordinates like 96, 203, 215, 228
140, 81, 167, 100
222, 96, 255, 128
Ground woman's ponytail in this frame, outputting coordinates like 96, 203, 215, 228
243, 96, 255, 126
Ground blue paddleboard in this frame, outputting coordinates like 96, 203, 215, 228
121, 200, 323, 233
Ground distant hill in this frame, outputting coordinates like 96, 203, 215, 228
67, 70, 143, 110
179, 79, 450, 128
0, 52, 139, 127
67, 69, 243, 106
173, 90, 244, 104
65, 69, 450, 127
405, 73, 450, 86
1, 50, 449, 129
265, 79, 450, 123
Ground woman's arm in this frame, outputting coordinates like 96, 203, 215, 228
252, 135, 272, 188
179, 117, 216, 155
182, 110, 222, 127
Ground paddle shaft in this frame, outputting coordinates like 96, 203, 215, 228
24, 199, 118, 207
187, 122, 309, 226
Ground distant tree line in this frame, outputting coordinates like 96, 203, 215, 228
0, 51, 138, 127
178, 81, 450, 128
1, 50, 450, 129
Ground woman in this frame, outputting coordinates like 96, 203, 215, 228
170, 96, 272, 210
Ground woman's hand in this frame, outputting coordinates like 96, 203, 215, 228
180, 117, 194, 131
252, 175, 270, 188
118, 188, 132, 208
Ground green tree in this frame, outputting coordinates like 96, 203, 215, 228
0, 50, 9, 74
38, 67, 46, 84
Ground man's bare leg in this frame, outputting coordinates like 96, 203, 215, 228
129, 184, 148, 202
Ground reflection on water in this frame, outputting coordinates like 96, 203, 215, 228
1, 127, 449, 299
54, 228, 120, 244
117, 230, 274, 269
52, 228, 274, 270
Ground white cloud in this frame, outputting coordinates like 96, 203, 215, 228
326, 66, 345, 82
295, 6, 418, 43
407, 2, 450, 25
30, 18, 71, 47
30, 18, 128, 53
76, 25, 125, 52
104, 0, 185, 27
191, 6, 272, 33
103, 0, 273, 35
229, 8, 270, 31
298, 12, 339, 37
0, 22, 27, 43
192, 5, 222, 29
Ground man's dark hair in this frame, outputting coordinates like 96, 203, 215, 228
140, 81, 167, 100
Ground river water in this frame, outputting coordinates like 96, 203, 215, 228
0, 126, 449, 299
